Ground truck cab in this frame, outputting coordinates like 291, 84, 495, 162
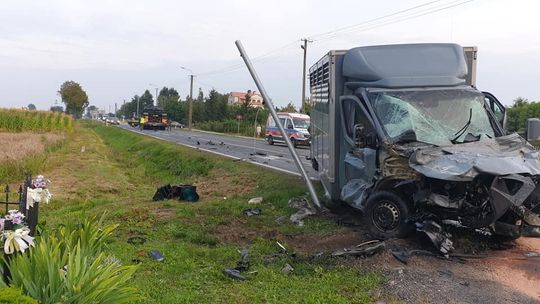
309, 43, 540, 241
265, 112, 311, 147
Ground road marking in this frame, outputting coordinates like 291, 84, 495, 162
121, 127, 318, 180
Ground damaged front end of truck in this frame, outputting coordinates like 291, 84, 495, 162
342, 87, 540, 245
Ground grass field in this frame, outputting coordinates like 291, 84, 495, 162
0, 109, 73, 132
34, 122, 381, 303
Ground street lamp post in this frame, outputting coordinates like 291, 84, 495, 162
181, 67, 195, 131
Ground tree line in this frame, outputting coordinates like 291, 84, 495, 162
116, 87, 305, 135
506, 97, 540, 133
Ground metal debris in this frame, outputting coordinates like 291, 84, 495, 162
288, 197, 316, 226
416, 220, 454, 255
281, 263, 294, 274
332, 240, 386, 257
243, 208, 262, 216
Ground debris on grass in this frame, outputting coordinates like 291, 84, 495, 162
332, 240, 386, 257
281, 263, 294, 274
288, 197, 316, 226
148, 250, 165, 262
153, 184, 200, 202
223, 268, 247, 281
223, 249, 251, 281
248, 197, 263, 204
243, 208, 262, 217
127, 236, 146, 245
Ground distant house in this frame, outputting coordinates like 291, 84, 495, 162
227, 90, 264, 108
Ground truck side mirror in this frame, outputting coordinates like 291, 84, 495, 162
287, 124, 294, 129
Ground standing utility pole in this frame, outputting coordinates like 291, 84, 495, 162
300, 38, 312, 113
155, 87, 159, 106
181, 66, 195, 131
188, 74, 194, 130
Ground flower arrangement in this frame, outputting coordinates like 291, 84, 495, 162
0, 210, 34, 254
0, 175, 52, 255
26, 175, 52, 209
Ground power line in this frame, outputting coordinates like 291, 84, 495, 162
197, 40, 300, 76
309, 0, 444, 41
315, 0, 474, 42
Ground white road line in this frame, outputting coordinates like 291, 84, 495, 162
121, 127, 318, 180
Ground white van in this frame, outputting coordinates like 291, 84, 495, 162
265, 112, 310, 147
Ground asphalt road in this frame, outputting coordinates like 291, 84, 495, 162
118, 124, 319, 179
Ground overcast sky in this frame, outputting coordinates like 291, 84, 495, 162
1, 0, 539, 111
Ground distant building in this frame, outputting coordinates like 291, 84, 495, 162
227, 90, 264, 108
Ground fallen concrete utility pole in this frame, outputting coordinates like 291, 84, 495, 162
235, 40, 321, 209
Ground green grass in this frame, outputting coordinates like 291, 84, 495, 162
0, 109, 73, 132
35, 123, 381, 303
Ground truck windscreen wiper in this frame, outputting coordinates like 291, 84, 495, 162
451, 108, 472, 143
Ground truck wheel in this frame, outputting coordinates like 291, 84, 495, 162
365, 191, 414, 239
267, 136, 274, 145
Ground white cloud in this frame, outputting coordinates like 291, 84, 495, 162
0, 0, 538, 110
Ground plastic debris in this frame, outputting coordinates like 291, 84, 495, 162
248, 197, 263, 204
288, 197, 316, 226
281, 263, 294, 274
416, 220, 454, 255
152, 184, 199, 202
243, 208, 262, 217
223, 268, 246, 281
148, 250, 165, 262
223, 248, 250, 281
332, 240, 386, 257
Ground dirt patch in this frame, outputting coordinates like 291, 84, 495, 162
214, 210, 540, 303
0, 132, 64, 162
195, 168, 257, 201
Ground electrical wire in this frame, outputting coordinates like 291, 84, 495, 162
314, 0, 474, 42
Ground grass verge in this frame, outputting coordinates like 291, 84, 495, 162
37, 122, 381, 303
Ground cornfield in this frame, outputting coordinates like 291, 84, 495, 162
0, 109, 73, 132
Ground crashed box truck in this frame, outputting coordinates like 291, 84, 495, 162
309, 43, 540, 241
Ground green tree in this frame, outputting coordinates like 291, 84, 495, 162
277, 102, 297, 113
50, 106, 64, 113
85, 105, 98, 118
139, 90, 154, 109
58, 81, 89, 118
27, 104, 36, 110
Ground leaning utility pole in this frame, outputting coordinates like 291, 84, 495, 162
188, 74, 194, 130
300, 38, 312, 113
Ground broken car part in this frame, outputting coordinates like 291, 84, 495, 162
243, 208, 262, 217
235, 40, 321, 209
416, 220, 454, 255
288, 197, 316, 226
148, 250, 165, 262
223, 268, 246, 281
332, 240, 386, 257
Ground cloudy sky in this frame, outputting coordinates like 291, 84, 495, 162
1, 0, 539, 111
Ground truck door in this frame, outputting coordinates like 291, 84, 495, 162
340, 96, 378, 186
483, 91, 506, 130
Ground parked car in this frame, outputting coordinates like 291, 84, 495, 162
170, 121, 185, 129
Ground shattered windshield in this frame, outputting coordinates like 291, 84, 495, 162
368, 88, 495, 146
293, 118, 310, 129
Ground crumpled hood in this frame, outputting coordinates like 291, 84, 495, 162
409, 133, 540, 181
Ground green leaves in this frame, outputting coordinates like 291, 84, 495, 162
58, 81, 89, 119
3, 216, 140, 304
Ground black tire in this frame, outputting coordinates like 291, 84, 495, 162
290, 138, 297, 148
365, 191, 414, 239
267, 136, 274, 145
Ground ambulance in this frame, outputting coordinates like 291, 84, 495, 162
265, 112, 310, 147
